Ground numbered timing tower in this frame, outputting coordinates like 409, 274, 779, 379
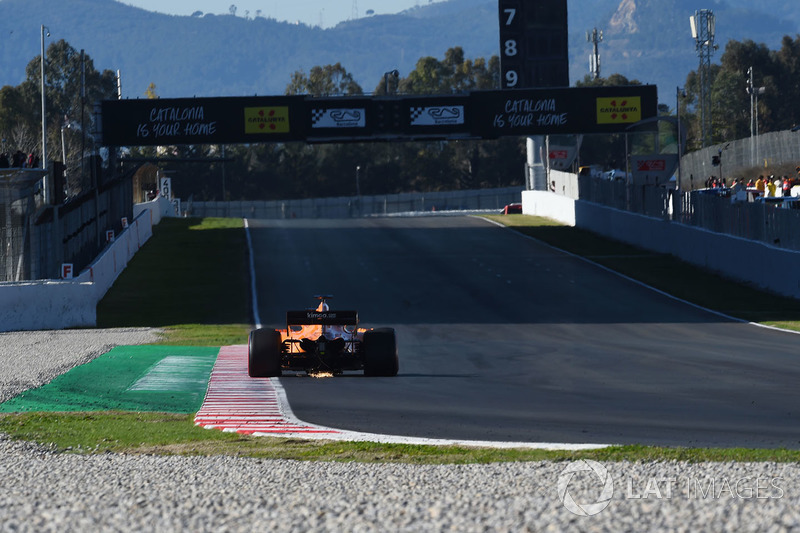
499, 0, 570, 191
498, 0, 569, 89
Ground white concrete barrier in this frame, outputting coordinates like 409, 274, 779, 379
522, 190, 576, 226
0, 280, 96, 332
133, 195, 176, 225
0, 196, 170, 332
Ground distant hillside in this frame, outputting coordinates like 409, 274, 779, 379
595, 0, 797, 92
0, 0, 797, 102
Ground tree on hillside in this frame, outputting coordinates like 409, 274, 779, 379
0, 40, 117, 196
709, 40, 771, 144
387, 47, 500, 95
285, 63, 362, 96
0, 85, 36, 151
2, 40, 116, 168
21, 40, 117, 130
681, 35, 800, 148
769, 35, 800, 131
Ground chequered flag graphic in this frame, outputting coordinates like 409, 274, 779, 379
311, 109, 325, 125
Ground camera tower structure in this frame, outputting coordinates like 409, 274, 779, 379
691, 9, 717, 148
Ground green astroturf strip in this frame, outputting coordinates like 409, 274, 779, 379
0, 346, 219, 414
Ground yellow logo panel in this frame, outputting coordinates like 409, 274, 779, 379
245, 107, 290, 134
596, 97, 642, 124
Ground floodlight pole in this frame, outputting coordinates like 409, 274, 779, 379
746, 66, 766, 167
677, 86, 685, 190
40, 25, 50, 170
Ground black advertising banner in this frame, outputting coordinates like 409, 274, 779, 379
472, 85, 659, 138
98, 85, 658, 146
100, 96, 306, 146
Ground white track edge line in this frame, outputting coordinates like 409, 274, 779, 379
244, 218, 262, 329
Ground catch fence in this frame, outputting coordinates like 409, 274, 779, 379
1, 166, 133, 282
577, 175, 800, 252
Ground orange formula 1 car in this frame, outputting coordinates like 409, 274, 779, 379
248, 296, 398, 377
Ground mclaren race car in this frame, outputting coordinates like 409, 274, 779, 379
248, 296, 399, 377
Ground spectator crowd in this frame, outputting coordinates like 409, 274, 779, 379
703, 166, 800, 201
0, 150, 40, 169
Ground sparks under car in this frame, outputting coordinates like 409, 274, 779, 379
248, 296, 399, 377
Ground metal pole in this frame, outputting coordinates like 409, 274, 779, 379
3, 179, 12, 280
40, 25, 50, 170
355, 165, 361, 217
677, 86, 683, 191
755, 89, 761, 167
81, 49, 86, 192
748, 67, 755, 166
61, 126, 66, 165
221, 145, 227, 200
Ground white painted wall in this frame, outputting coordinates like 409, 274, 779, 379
0, 196, 172, 332
522, 190, 576, 226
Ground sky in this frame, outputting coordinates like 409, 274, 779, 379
120, 0, 438, 28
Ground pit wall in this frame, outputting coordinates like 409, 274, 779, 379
0, 196, 172, 332
521, 189, 800, 299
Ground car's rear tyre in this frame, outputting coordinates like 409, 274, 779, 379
363, 328, 399, 377
249, 328, 283, 377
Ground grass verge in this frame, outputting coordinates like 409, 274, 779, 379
96, 217, 252, 345
3, 412, 800, 463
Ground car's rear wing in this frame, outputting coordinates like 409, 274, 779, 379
286, 310, 359, 326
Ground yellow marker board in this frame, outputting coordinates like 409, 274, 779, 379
245, 107, 290, 134
596, 97, 642, 124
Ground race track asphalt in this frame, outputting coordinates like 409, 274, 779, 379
247, 216, 800, 448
